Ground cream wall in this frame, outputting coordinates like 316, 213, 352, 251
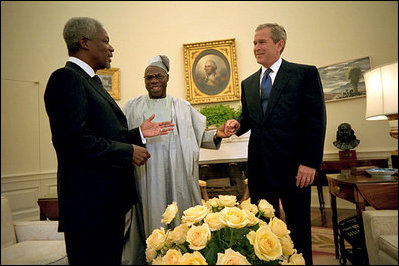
1, 1, 398, 218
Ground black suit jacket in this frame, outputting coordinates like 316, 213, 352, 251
44, 62, 142, 232
236, 59, 326, 189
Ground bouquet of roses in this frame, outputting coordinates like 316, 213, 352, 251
145, 195, 305, 265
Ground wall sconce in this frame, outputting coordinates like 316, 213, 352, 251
364, 62, 398, 139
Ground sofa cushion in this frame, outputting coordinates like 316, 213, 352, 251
1, 240, 67, 265
379, 235, 398, 260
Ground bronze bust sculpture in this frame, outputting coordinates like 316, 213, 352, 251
333, 123, 360, 150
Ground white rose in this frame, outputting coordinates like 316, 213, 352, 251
178, 251, 208, 265
252, 226, 282, 261
268, 217, 290, 238
220, 207, 248, 229
167, 224, 189, 245
218, 195, 237, 207
216, 248, 251, 265
146, 227, 166, 251
258, 199, 275, 218
186, 223, 211, 250
182, 205, 209, 225
163, 249, 182, 265
288, 253, 306, 265
204, 212, 225, 231
161, 202, 178, 225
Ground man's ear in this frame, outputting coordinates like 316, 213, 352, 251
78, 36, 90, 50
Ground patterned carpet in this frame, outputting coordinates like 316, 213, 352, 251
312, 226, 352, 265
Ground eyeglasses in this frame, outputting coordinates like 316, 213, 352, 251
144, 73, 166, 81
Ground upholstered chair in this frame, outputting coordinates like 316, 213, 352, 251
363, 209, 398, 265
1, 195, 68, 265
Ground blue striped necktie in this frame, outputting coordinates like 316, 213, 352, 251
260, 68, 272, 113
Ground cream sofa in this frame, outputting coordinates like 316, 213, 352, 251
1, 195, 68, 265
363, 210, 398, 265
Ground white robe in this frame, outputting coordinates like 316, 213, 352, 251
121, 95, 220, 264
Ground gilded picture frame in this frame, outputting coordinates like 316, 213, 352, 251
318, 56, 371, 102
96, 67, 120, 100
183, 39, 240, 104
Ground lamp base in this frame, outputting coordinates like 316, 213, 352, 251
339, 150, 357, 160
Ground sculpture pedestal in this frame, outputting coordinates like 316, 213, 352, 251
339, 150, 357, 160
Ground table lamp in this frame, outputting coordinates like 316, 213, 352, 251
364, 61, 398, 168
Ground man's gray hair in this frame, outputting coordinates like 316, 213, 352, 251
205, 59, 217, 70
256, 23, 287, 53
63, 17, 103, 55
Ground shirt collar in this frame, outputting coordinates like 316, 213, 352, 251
68, 56, 96, 77
261, 57, 282, 77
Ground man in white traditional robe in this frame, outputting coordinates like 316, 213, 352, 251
121, 55, 234, 264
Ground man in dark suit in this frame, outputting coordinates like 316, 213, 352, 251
44, 17, 173, 264
225, 23, 326, 265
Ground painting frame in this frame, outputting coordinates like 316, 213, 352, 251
96, 67, 120, 100
318, 56, 371, 103
183, 38, 240, 104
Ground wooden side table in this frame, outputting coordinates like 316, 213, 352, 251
327, 173, 398, 264
37, 197, 59, 220
316, 157, 389, 224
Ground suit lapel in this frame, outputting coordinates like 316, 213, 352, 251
246, 69, 263, 123
65, 62, 127, 122
263, 60, 290, 122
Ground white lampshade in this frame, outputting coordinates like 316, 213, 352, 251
364, 62, 398, 120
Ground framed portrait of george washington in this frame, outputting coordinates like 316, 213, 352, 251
96, 67, 120, 100
183, 39, 240, 104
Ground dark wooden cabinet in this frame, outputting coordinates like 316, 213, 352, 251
37, 197, 59, 220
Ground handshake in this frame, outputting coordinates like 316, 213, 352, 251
215, 119, 241, 139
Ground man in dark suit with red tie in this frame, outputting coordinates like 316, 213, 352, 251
225, 23, 326, 265
44, 17, 173, 264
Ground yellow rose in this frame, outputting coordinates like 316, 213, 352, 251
220, 207, 248, 229
161, 202, 178, 225
186, 223, 211, 250
145, 246, 157, 263
152, 255, 163, 265
178, 251, 208, 265
240, 200, 259, 214
182, 205, 209, 225
163, 249, 182, 265
218, 195, 237, 207
146, 227, 166, 251
258, 199, 275, 218
208, 197, 220, 208
288, 253, 306, 265
242, 209, 259, 226
280, 259, 294, 265
268, 217, 290, 238
216, 248, 251, 265
247, 230, 256, 245
167, 224, 189, 245
280, 235, 295, 255
204, 212, 225, 231
253, 226, 282, 261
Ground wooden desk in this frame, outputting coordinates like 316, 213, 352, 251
327, 173, 398, 263
316, 157, 389, 225
37, 197, 59, 220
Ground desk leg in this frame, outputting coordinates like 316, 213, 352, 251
330, 193, 339, 259
355, 201, 369, 265
315, 172, 326, 226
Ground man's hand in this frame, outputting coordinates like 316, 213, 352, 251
215, 119, 240, 138
295, 165, 316, 188
132, 144, 150, 166
140, 114, 175, 138
224, 119, 240, 136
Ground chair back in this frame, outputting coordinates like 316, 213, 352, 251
1, 195, 17, 247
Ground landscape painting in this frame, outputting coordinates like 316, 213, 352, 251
318, 57, 371, 102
